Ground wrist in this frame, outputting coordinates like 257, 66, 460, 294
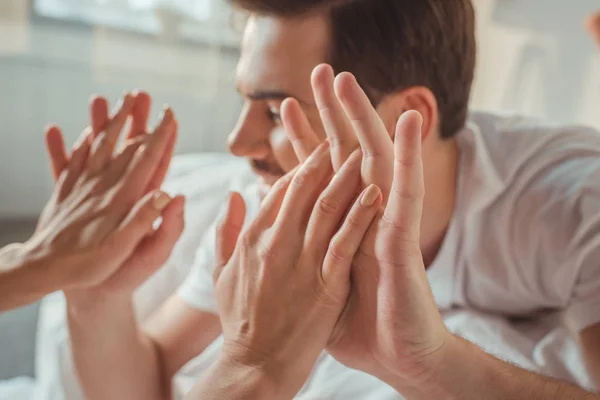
189, 354, 295, 400
66, 289, 132, 321
382, 334, 467, 400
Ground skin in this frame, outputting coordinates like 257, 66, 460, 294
0, 91, 183, 312
60, 10, 600, 400
186, 106, 600, 399
189, 144, 383, 399
587, 11, 600, 47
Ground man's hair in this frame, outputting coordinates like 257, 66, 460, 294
229, 0, 476, 139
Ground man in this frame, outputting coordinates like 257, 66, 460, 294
187, 110, 600, 399
0, 92, 182, 312
62, 0, 600, 398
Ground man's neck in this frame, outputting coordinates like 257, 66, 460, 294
421, 137, 460, 268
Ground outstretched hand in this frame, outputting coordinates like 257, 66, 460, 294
284, 64, 450, 391
34, 92, 183, 298
196, 143, 382, 399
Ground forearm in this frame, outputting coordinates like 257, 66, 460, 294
67, 293, 170, 400
185, 356, 291, 400
0, 243, 59, 311
391, 336, 599, 400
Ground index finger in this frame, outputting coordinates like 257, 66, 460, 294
312, 64, 358, 170
334, 72, 393, 160
334, 72, 394, 199
383, 111, 425, 241
119, 107, 176, 201
274, 141, 333, 232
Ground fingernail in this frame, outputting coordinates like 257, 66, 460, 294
153, 192, 172, 211
113, 93, 132, 114
160, 106, 173, 123
361, 184, 381, 207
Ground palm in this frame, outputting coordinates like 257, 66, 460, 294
328, 216, 436, 378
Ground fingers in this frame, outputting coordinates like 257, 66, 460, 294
252, 166, 298, 229
323, 184, 382, 287
105, 191, 174, 266
335, 72, 395, 199
90, 96, 110, 139
214, 192, 247, 283
312, 64, 358, 170
45, 125, 68, 181
144, 119, 178, 193
281, 98, 320, 162
383, 111, 425, 242
128, 91, 152, 140
119, 108, 176, 201
57, 128, 93, 201
274, 141, 333, 232
88, 93, 135, 175
105, 195, 186, 289
305, 150, 362, 256
104, 136, 148, 184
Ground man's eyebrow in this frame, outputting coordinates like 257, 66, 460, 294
236, 87, 313, 107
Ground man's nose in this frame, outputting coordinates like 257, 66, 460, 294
227, 113, 270, 159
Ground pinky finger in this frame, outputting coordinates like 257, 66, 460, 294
322, 184, 382, 288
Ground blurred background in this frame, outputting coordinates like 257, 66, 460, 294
0, 0, 599, 383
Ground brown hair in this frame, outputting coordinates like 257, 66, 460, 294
229, 0, 476, 139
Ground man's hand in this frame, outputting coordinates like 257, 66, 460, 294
29, 93, 184, 297
188, 143, 383, 400
284, 64, 447, 385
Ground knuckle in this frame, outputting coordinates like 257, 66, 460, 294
257, 238, 279, 263
239, 230, 258, 253
390, 185, 424, 202
291, 169, 310, 188
328, 240, 351, 264
316, 196, 341, 216
362, 149, 382, 159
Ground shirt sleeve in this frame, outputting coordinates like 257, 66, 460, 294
563, 191, 600, 332
510, 149, 600, 333
176, 222, 219, 314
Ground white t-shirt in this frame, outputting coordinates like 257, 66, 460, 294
176, 111, 600, 397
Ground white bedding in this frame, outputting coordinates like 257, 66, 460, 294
0, 153, 594, 399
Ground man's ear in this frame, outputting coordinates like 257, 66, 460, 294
376, 86, 438, 143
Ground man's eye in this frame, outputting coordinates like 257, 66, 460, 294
267, 109, 282, 123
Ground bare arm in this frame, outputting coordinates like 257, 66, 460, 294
0, 244, 58, 311
581, 323, 600, 391
67, 294, 221, 400
383, 335, 600, 400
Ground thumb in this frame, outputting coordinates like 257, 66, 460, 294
104, 191, 173, 266
213, 192, 246, 283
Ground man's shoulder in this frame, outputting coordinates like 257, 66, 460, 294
467, 111, 600, 147
463, 111, 600, 190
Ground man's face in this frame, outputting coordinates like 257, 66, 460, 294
229, 14, 329, 188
